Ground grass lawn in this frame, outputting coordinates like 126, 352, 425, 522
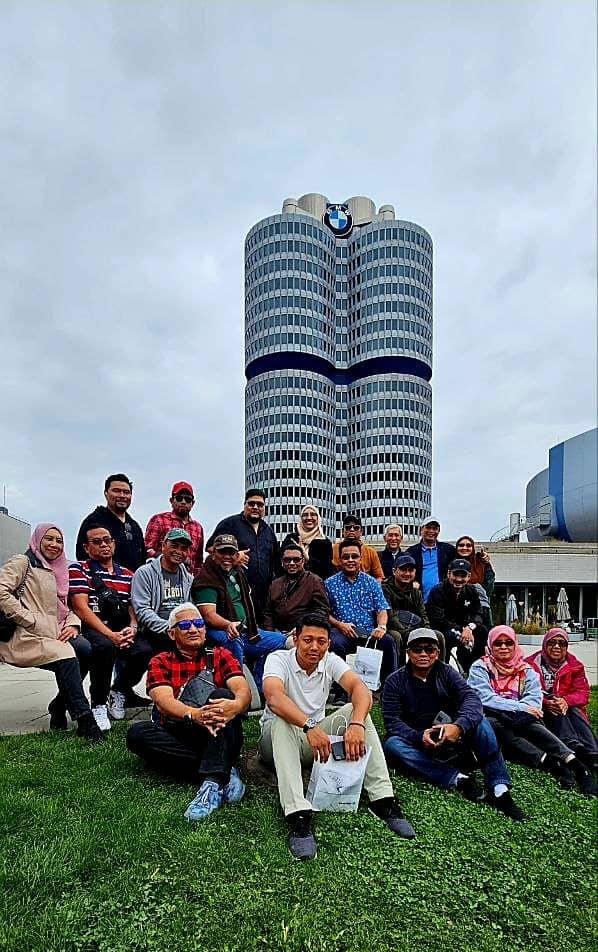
0, 701, 596, 952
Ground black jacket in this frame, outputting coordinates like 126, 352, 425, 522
381, 662, 483, 746
207, 514, 280, 616
405, 541, 456, 588
76, 506, 146, 571
381, 578, 429, 635
281, 533, 334, 580
192, 556, 258, 640
426, 581, 483, 636
378, 547, 403, 579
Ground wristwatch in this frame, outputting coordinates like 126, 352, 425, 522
302, 717, 318, 733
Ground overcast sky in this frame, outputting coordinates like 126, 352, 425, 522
1, 0, 596, 551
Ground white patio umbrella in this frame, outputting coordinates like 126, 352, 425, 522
506, 594, 518, 625
556, 587, 571, 624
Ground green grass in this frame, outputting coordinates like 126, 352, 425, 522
0, 705, 596, 952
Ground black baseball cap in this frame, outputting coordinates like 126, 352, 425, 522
449, 558, 471, 574
396, 554, 416, 569
343, 514, 362, 527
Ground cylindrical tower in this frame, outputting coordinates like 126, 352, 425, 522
245, 197, 433, 543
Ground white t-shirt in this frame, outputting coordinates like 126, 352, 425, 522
260, 648, 350, 726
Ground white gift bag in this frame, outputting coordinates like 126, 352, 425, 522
352, 637, 383, 690
306, 740, 371, 812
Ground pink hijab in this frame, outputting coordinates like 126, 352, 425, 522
481, 625, 530, 699
29, 523, 70, 626
541, 627, 570, 672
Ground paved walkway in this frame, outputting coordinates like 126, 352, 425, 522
1, 641, 596, 736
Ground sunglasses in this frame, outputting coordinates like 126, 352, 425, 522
88, 536, 113, 546
282, 557, 303, 564
493, 640, 515, 648
173, 494, 194, 503
547, 639, 568, 647
409, 644, 438, 654
174, 619, 205, 631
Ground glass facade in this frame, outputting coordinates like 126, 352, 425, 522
245, 198, 433, 543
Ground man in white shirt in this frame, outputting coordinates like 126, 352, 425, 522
258, 612, 416, 859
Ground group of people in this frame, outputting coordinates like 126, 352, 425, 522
0, 475, 595, 860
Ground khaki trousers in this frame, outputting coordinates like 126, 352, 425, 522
258, 703, 394, 816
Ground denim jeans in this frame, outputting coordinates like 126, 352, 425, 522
206, 627, 287, 692
384, 717, 511, 791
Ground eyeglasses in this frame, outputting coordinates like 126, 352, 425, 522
409, 644, 438, 654
173, 494, 194, 503
88, 536, 113, 546
547, 639, 568, 647
282, 557, 303, 564
493, 640, 515, 648
246, 501, 265, 508
174, 619, 205, 631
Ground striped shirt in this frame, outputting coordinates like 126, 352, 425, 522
69, 560, 133, 615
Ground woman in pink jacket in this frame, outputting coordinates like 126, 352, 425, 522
528, 628, 597, 770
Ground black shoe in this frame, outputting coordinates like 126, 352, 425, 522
368, 797, 416, 839
123, 691, 152, 709
487, 791, 526, 822
569, 758, 597, 797
456, 774, 485, 803
558, 767, 576, 790
76, 712, 105, 744
48, 696, 68, 731
287, 810, 317, 860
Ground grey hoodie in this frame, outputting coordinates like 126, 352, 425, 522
131, 556, 193, 635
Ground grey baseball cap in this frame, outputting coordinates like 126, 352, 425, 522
406, 628, 439, 647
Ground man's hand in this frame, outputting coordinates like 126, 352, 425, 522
422, 727, 443, 748
337, 622, 357, 638
544, 697, 567, 715
112, 627, 136, 649
459, 626, 475, 648
225, 621, 242, 640
371, 626, 386, 641
58, 625, 78, 642
344, 723, 367, 761
306, 725, 332, 762
236, 550, 251, 569
190, 706, 222, 737
442, 724, 462, 744
525, 706, 544, 719
206, 697, 240, 726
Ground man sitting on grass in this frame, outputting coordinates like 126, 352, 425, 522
381, 628, 526, 821
258, 612, 416, 860
126, 602, 251, 821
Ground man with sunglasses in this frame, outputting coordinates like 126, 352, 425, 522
145, 482, 204, 577
126, 602, 251, 821
206, 490, 280, 621
262, 545, 330, 635
381, 629, 525, 821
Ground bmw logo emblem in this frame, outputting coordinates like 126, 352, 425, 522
324, 203, 353, 237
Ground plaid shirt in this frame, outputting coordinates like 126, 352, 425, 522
146, 646, 243, 725
144, 512, 204, 576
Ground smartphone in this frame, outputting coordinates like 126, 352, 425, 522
433, 710, 452, 726
331, 740, 347, 761
429, 726, 444, 742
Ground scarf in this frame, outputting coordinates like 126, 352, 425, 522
296, 505, 325, 559
29, 523, 70, 626
539, 627, 569, 688
481, 625, 530, 699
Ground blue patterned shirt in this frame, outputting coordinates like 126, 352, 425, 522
325, 571, 390, 630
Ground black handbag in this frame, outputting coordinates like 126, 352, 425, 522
0, 557, 32, 642
88, 563, 130, 631
178, 650, 216, 708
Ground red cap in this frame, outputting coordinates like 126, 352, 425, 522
171, 481, 194, 497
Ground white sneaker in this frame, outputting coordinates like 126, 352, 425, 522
92, 704, 111, 731
107, 690, 126, 720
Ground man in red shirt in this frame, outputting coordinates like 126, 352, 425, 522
126, 602, 251, 821
145, 482, 204, 576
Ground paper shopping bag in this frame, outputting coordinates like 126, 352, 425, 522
353, 638, 382, 690
306, 739, 371, 812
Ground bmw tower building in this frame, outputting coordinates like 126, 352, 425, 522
244, 193, 433, 544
